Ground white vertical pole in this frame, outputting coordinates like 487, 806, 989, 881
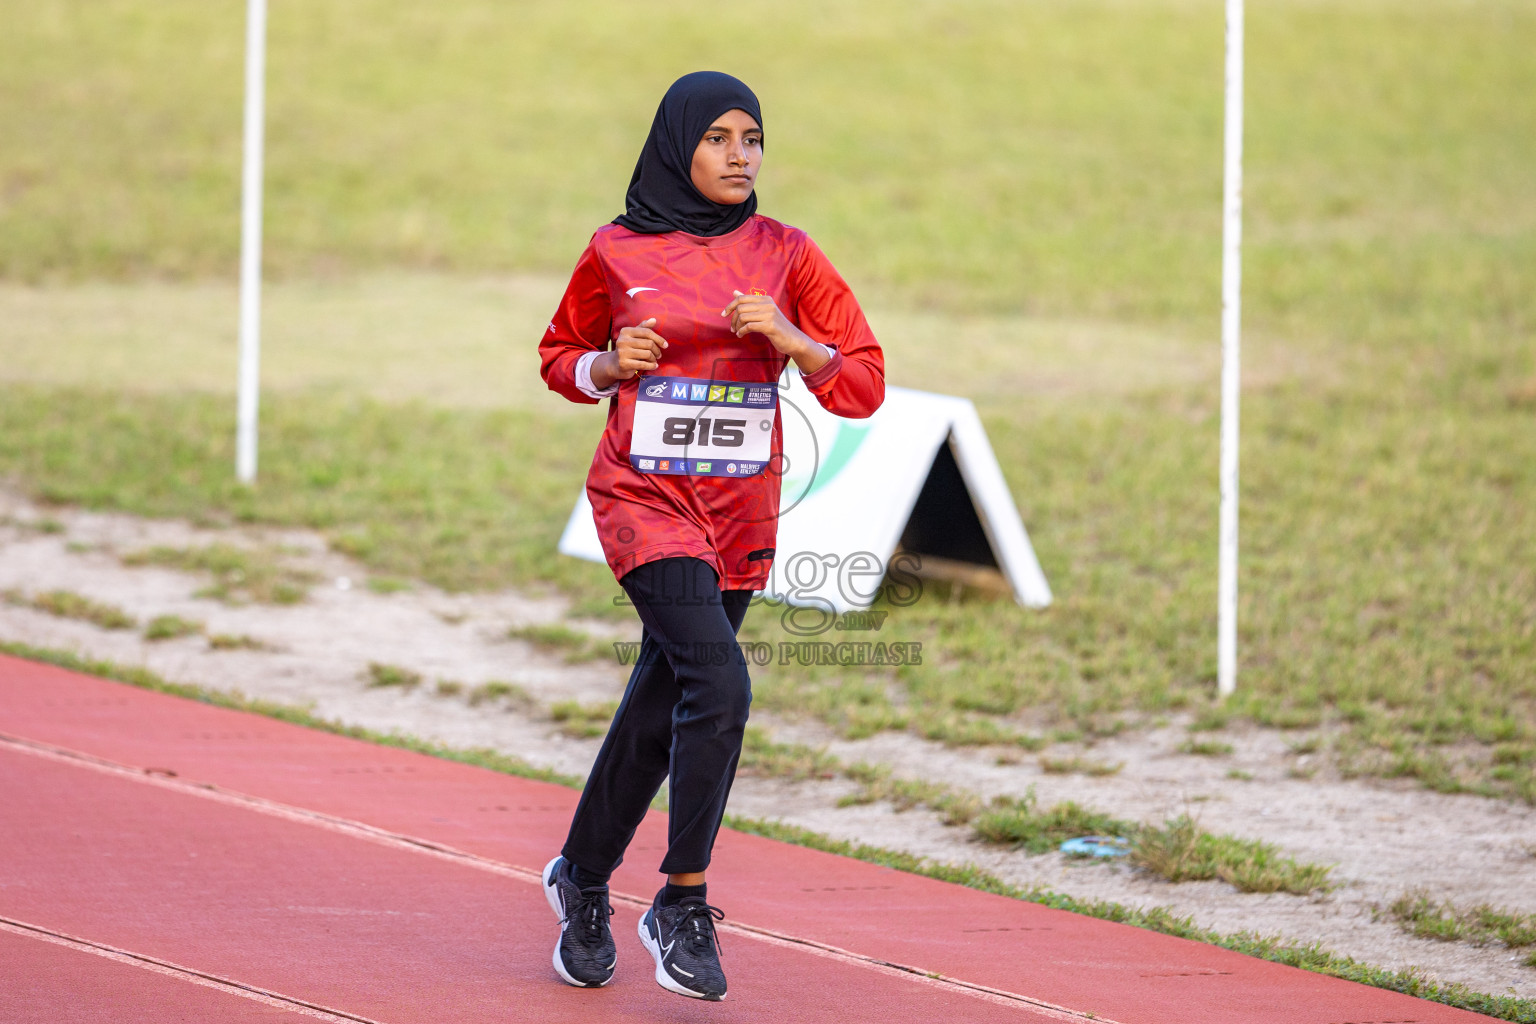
236, 0, 268, 484
1217, 0, 1245, 698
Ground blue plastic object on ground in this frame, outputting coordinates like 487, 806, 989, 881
1060, 835, 1130, 858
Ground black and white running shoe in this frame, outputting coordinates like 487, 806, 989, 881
637, 892, 727, 1001
542, 856, 616, 988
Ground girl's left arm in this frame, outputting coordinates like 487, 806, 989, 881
789, 239, 886, 419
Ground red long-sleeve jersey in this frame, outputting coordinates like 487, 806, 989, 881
540, 215, 885, 590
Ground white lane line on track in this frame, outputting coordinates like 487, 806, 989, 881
0, 731, 1121, 1023
0, 916, 383, 1024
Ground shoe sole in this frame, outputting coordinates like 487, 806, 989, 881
542, 856, 614, 989
637, 908, 725, 1001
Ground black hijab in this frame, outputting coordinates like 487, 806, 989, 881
615, 71, 763, 237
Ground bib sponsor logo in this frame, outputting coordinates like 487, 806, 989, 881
696, 461, 711, 472
726, 386, 745, 404
727, 463, 737, 474
638, 458, 656, 470
746, 387, 774, 406
671, 382, 690, 399
690, 383, 709, 401
659, 460, 670, 470
645, 382, 666, 397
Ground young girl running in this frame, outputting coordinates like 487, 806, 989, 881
537, 70, 884, 1002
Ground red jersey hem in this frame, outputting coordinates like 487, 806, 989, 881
610, 542, 769, 593
610, 541, 723, 587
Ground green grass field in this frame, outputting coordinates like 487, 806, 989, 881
2, 0, 1534, 799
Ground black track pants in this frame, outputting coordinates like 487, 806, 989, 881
561, 557, 753, 877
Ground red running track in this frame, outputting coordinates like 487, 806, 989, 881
0, 653, 1497, 1023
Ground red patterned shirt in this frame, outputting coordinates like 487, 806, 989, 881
540, 215, 885, 589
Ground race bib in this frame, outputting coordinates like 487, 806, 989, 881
629, 376, 777, 477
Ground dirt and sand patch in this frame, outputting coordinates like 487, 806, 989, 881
2, 489, 1533, 1001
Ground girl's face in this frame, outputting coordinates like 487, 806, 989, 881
689, 108, 762, 205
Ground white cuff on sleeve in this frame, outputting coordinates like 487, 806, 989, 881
575, 350, 620, 399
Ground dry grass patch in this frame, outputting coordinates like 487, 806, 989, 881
1039, 755, 1124, 777
548, 700, 618, 738
122, 544, 316, 605
143, 614, 202, 641
4, 588, 136, 630
466, 680, 533, 709
738, 728, 840, 783
1389, 890, 1536, 966
364, 662, 422, 689
1131, 815, 1334, 895
1179, 738, 1235, 757
507, 623, 606, 663
207, 633, 269, 651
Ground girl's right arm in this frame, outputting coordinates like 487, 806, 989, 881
539, 243, 615, 404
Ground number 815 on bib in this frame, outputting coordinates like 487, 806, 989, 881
628, 376, 776, 478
